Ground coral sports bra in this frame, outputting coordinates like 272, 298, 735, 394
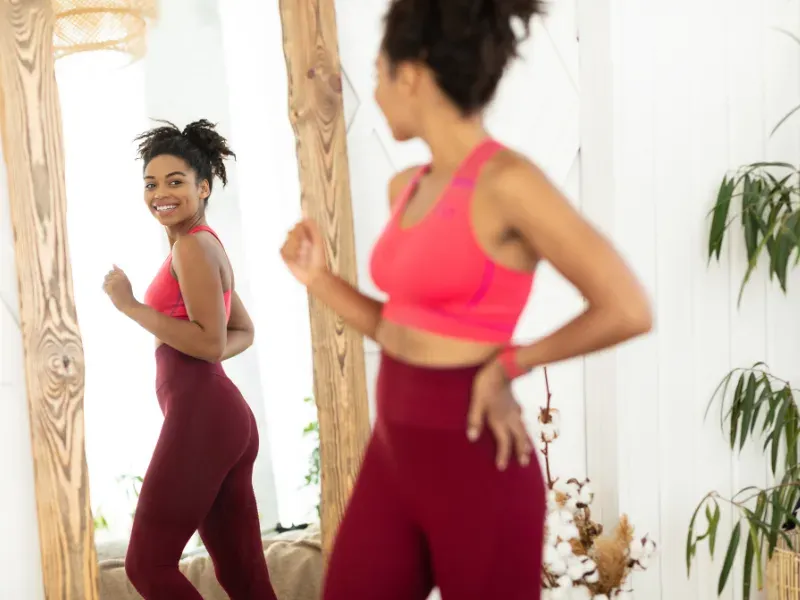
144, 225, 232, 322
370, 138, 535, 344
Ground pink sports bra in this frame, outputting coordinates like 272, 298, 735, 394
370, 138, 535, 344
144, 225, 232, 321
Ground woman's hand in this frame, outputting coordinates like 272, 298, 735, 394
103, 265, 138, 314
280, 218, 328, 287
467, 359, 533, 471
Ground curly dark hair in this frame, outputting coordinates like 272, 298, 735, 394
381, 0, 546, 115
134, 119, 236, 205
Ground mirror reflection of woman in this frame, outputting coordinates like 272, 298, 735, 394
102, 120, 277, 600
281, 0, 653, 598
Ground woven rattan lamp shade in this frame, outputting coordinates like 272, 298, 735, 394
52, 0, 157, 59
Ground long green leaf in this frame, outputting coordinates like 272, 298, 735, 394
731, 375, 745, 449
719, 522, 741, 594
771, 103, 800, 138
710, 502, 721, 557
709, 176, 735, 262
687, 498, 707, 575
772, 396, 791, 474
740, 374, 757, 451
742, 175, 759, 262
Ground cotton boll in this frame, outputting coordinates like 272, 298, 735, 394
541, 423, 558, 442
554, 479, 571, 496
567, 562, 586, 581
643, 537, 657, 556
629, 539, 643, 560
549, 557, 568, 576
585, 569, 599, 584
557, 541, 573, 558
581, 557, 597, 574
545, 544, 560, 564
579, 483, 594, 505
550, 588, 569, 600
566, 481, 581, 498
593, 595, 609, 600
565, 495, 580, 513
637, 555, 651, 570
569, 586, 592, 600
561, 523, 580, 540
557, 575, 572, 589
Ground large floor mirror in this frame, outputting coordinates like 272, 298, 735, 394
0, 0, 369, 598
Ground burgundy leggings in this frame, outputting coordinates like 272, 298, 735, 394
323, 352, 546, 600
125, 345, 276, 600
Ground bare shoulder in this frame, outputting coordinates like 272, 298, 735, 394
388, 165, 424, 210
171, 232, 220, 271
481, 149, 554, 210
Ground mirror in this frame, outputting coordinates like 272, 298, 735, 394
55, 0, 321, 577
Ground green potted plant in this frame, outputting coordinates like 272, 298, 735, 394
687, 57, 800, 596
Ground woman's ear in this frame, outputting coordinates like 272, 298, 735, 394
199, 179, 211, 201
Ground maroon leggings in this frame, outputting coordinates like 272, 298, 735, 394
323, 352, 546, 600
125, 345, 276, 600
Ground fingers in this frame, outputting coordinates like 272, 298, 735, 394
486, 397, 532, 470
466, 394, 485, 442
489, 419, 512, 471
509, 414, 532, 467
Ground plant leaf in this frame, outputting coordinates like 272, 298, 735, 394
740, 373, 757, 451
709, 176, 735, 262
771, 103, 800, 138
719, 521, 741, 595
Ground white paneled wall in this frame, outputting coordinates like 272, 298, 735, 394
588, 0, 800, 598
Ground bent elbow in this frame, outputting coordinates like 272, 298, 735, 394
620, 296, 653, 338
203, 338, 226, 363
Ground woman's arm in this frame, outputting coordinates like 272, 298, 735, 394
492, 157, 653, 374
123, 235, 228, 362
307, 272, 384, 340
301, 167, 419, 340
222, 290, 254, 360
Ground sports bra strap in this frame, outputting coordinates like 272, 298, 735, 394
453, 138, 504, 184
188, 224, 221, 242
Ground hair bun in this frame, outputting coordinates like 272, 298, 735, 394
181, 119, 236, 187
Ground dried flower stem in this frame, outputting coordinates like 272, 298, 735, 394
542, 366, 555, 489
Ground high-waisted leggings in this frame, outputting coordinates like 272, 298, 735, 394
323, 352, 547, 600
124, 345, 277, 600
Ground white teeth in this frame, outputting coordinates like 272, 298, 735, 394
154, 205, 177, 212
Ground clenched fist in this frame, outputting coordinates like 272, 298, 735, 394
103, 265, 138, 313
280, 218, 327, 287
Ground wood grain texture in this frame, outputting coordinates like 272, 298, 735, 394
278, 0, 372, 560
0, 1, 98, 598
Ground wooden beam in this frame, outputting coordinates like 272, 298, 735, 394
278, 0, 372, 560
0, 1, 99, 598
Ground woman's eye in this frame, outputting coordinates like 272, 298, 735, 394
145, 183, 154, 190
169, 180, 182, 186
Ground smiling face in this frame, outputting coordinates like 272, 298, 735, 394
143, 154, 210, 226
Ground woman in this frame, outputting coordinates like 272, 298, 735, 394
102, 119, 277, 600
280, 0, 653, 599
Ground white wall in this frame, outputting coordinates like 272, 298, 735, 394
582, 0, 800, 598
0, 134, 46, 597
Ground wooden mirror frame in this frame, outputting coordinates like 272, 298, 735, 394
0, 0, 370, 598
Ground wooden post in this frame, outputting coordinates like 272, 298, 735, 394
0, 1, 99, 599
278, 0, 372, 559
